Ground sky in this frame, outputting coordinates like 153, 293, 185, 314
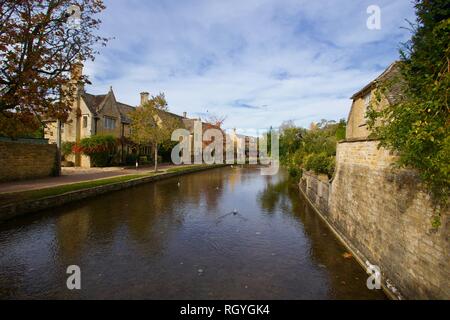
84, 0, 416, 134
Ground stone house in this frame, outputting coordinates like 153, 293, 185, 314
45, 63, 148, 167
45, 63, 224, 168
346, 62, 401, 140
228, 129, 257, 159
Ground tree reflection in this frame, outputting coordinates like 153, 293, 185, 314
258, 173, 385, 299
257, 174, 292, 213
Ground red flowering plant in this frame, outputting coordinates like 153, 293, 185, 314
75, 135, 117, 167
72, 144, 84, 154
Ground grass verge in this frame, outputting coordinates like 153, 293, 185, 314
0, 165, 212, 206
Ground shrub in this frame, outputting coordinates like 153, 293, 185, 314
77, 135, 117, 167
304, 152, 335, 178
335, 122, 346, 141
61, 141, 75, 158
279, 119, 344, 179
91, 153, 111, 167
288, 166, 302, 180
159, 141, 177, 162
139, 156, 149, 165
125, 153, 138, 166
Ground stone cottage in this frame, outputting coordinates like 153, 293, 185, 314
45, 63, 223, 168
346, 62, 401, 140
45, 63, 150, 167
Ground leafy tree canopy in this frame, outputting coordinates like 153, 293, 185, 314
0, 0, 108, 137
279, 119, 346, 179
129, 93, 181, 172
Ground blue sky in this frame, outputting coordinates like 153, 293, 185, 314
84, 0, 416, 134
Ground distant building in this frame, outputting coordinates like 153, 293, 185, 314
346, 62, 402, 140
228, 129, 258, 159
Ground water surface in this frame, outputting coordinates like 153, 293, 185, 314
0, 167, 386, 299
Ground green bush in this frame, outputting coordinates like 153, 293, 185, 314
61, 141, 75, 158
159, 141, 177, 162
78, 135, 117, 167
288, 166, 302, 179
279, 119, 344, 179
90, 153, 111, 167
304, 152, 335, 178
126, 153, 138, 166
335, 123, 346, 141
139, 156, 149, 165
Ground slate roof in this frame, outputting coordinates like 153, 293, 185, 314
351, 62, 401, 100
82, 93, 108, 114
81, 91, 136, 124
81, 90, 221, 130
181, 118, 222, 134
117, 102, 135, 124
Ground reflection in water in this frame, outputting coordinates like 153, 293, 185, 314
0, 167, 386, 300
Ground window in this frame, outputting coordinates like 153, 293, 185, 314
104, 117, 116, 130
364, 92, 372, 108
360, 92, 372, 126
83, 116, 88, 128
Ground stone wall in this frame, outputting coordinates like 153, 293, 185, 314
300, 171, 330, 215
300, 140, 449, 300
0, 141, 59, 182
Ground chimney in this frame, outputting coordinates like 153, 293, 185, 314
70, 62, 84, 95
183, 112, 187, 118
140, 92, 149, 106
71, 62, 84, 81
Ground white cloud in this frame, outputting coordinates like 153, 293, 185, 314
84, 0, 415, 132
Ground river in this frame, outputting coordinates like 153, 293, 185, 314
0, 166, 386, 299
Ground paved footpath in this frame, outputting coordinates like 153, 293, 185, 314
0, 164, 177, 194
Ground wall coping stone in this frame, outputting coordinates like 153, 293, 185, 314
339, 137, 380, 144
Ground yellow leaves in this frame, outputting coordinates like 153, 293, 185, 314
130, 94, 180, 147
342, 252, 353, 259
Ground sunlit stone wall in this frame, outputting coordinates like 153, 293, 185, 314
0, 140, 58, 182
301, 140, 449, 300
300, 171, 330, 215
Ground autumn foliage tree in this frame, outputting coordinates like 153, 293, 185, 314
130, 93, 181, 172
205, 113, 227, 128
0, 0, 107, 137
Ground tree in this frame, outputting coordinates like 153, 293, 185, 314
205, 112, 227, 128
259, 126, 273, 158
367, 0, 449, 216
279, 119, 346, 179
280, 120, 296, 132
0, 0, 107, 137
279, 124, 303, 159
129, 93, 180, 172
